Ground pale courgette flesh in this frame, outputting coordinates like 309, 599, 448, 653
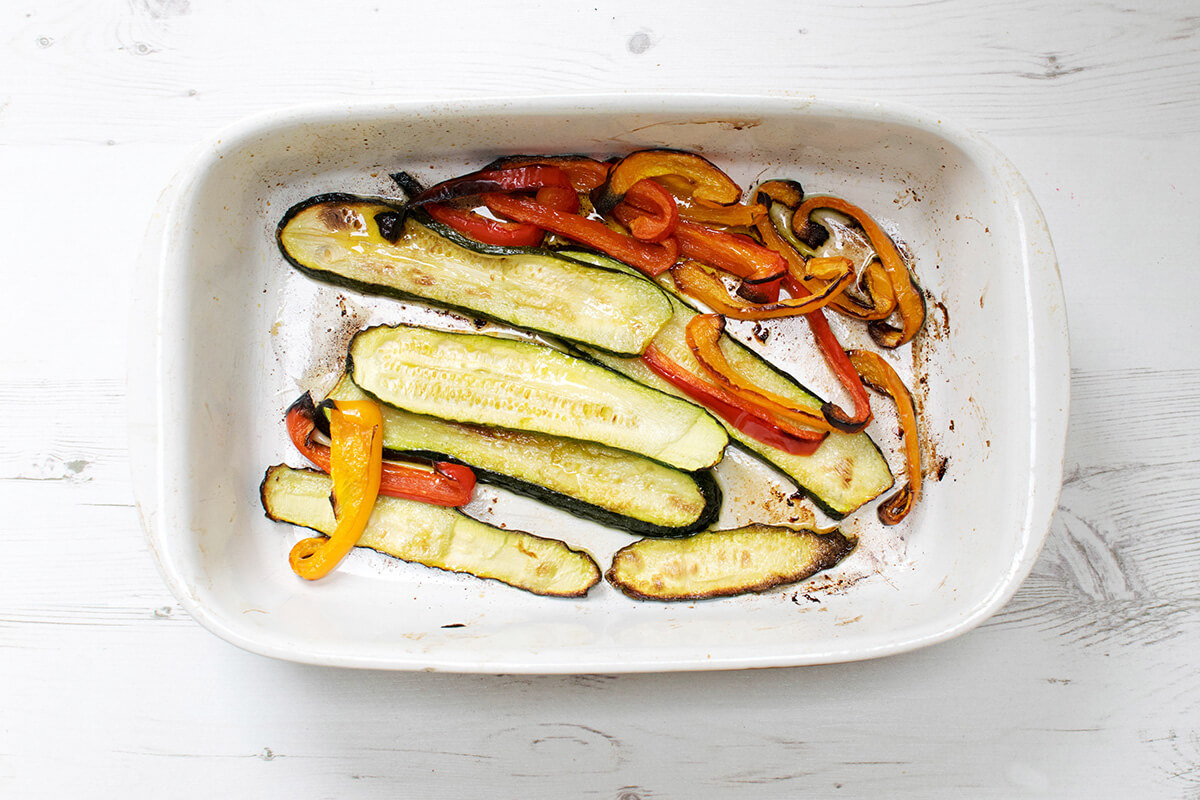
606, 524, 855, 601
260, 465, 601, 596
323, 376, 721, 537
348, 324, 729, 472
276, 195, 672, 355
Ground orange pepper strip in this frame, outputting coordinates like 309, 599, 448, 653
657, 175, 766, 227
794, 196, 925, 347
670, 258, 855, 320
760, 201, 896, 321
594, 149, 742, 214
642, 344, 826, 456
289, 399, 383, 580
285, 395, 475, 507
846, 350, 921, 525
685, 314, 832, 435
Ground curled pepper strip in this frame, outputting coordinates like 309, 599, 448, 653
794, 196, 926, 347
285, 394, 476, 507
289, 399, 384, 580
593, 149, 742, 214
761, 201, 896, 321
614, 179, 679, 243
673, 220, 787, 303
641, 344, 826, 457
846, 350, 921, 525
670, 258, 854, 320
685, 314, 831, 435
483, 192, 679, 276
658, 175, 766, 227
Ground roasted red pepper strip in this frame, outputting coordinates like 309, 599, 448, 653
670, 258, 854, 320
685, 314, 832, 435
534, 185, 581, 213
484, 155, 611, 192
614, 179, 679, 243
673, 220, 786, 303
847, 350, 921, 524
289, 399, 384, 580
424, 203, 545, 247
783, 274, 873, 433
794, 196, 925, 347
641, 344, 826, 456
483, 192, 679, 276
410, 165, 573, 208
286, 395, 476, 507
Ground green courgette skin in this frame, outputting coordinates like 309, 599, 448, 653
275, 194, 671, 356
409, 453, 721, 538
312, 395, 721, 537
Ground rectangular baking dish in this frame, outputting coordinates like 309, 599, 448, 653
130, 94, 1068, 672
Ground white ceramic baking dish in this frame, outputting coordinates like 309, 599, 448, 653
130, 94, 1068, 672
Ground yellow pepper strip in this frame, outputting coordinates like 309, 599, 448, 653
846, 350, 921, 525
670, 257, 855, 320
794, 196, 925, 347
289, 399, 383, 580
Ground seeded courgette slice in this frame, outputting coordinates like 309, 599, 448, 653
347, 324, 729, 472
606, 524, 855, 601
563, 251, 893, 519
276, 194, 672, 355
323, 375, 721, 537
260, 465, 601, 596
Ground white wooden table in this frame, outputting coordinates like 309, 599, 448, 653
3, 1, 1198, 796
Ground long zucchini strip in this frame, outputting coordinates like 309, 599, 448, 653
324, 376, 721, 537
348, 324, 729, 472
261, 466, 601, 597
277, 194, 672, 355
606, 524, 855, 601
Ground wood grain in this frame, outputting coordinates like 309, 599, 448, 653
2, 1, 1199, 797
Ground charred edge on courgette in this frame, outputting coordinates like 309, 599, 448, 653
389, 170, 426, 200
605, 525, 856, 601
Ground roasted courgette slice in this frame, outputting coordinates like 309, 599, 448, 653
276, 194, 672, 355
563, 251, 894, 519
260, 465, 601, 596
347, 324, 729, 472
606, 524, 855, 601
324, 376, 721, 537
